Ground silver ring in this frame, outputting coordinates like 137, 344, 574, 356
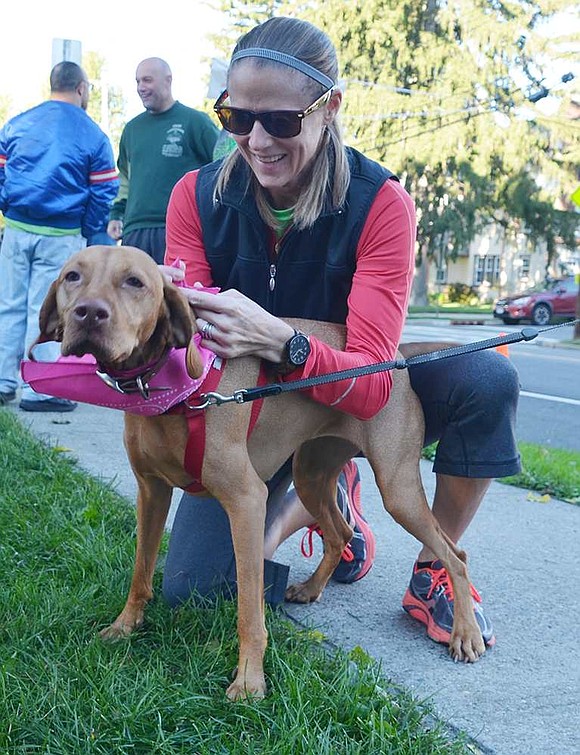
202, 321, 215, 340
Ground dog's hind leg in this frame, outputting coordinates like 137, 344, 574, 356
286, 437, 359, 604
368, 444, 485, 662
100, 475, 172, 640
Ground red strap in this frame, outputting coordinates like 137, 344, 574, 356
183, 362, 269, 493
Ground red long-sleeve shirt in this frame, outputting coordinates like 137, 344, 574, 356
166, 170, 416, 420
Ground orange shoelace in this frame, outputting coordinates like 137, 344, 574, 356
300, 526, 355, 563
426, 565, 482, 603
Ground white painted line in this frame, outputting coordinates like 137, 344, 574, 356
520, 390, 580, 406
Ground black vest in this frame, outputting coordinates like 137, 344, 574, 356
196, 147, 397, 324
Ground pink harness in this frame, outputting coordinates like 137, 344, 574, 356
21, 338, 217, 416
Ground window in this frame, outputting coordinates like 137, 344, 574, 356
519, 256, 530, 279
473, 255, 500, 285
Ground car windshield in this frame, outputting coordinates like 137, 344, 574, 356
523, 279, 568, 293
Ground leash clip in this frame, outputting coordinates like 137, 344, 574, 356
185, 390, 248, 410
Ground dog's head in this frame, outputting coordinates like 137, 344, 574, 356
35, 245, 199, 372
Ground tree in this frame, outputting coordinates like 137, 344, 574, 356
208, 0, 288, 57
83, 51, 126, 154
209, 0, 579, 305
300, 0, 579, 303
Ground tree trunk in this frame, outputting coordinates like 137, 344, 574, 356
574, 280, 580, 341
410, 245, 430, 306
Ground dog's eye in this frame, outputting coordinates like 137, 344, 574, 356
64, 271, 80, 282
126, 276, 144, 288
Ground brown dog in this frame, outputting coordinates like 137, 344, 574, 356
35, 245, 486, 700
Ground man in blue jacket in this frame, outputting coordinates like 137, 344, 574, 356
0, 61, 119, 412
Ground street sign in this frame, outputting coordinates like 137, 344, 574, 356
52, 39, 82, 66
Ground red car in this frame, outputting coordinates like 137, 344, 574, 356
493, 276, 579, 326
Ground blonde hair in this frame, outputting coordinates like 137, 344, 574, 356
214, 17, 350, 232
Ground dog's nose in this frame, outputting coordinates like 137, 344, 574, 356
72, 299, 111, 328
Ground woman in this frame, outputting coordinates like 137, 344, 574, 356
162, 16, 520, 649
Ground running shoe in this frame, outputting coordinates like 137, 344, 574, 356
0, 390, 16, 406
402, 559, 496, 646
19, 398, 77, 413
300, 460, 376, 584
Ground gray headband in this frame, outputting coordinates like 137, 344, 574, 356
230, 48, 335, 90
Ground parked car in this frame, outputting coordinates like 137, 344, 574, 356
493, 276, 579, 325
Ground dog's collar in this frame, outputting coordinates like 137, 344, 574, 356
96, 350, 172, 400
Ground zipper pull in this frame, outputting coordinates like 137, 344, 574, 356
269, 264, 276, 292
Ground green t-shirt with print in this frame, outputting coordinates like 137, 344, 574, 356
110, 101, 219, 234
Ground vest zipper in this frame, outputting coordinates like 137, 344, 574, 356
268, 232, 289, 294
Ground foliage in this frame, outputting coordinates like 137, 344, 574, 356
83, 51, 126, 155
446, 282, 480, 305
210, 0, 580, 304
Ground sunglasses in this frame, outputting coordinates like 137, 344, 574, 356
213, 88, 333, 139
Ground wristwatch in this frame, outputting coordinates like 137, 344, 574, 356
277, 330, 311, 374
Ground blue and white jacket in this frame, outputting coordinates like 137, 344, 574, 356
0, 101, 118, 237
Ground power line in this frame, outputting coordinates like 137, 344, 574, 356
357, 110, 492, 155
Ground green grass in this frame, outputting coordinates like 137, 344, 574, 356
422, 442, 580, 504
407, 304, 492, 316
501, 442, 580, 504
0, 410, 468, 754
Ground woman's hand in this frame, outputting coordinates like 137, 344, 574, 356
183, 287, 294, 362
158, 259, 186, 284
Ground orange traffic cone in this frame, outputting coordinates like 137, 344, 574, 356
495, 332, 510, 358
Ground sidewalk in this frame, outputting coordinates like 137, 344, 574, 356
7, 400, 580, 755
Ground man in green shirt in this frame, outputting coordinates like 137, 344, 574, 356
108, 58, 219, 263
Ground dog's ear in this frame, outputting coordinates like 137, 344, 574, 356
39, 280, 62, 341
163, 281, 195, 348
186, 338, 204, 379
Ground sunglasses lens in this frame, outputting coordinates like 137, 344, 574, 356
261, 112, 301, 138
216, 107, 302, 138
217, 107, 254, 135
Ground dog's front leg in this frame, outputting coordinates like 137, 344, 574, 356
100, 475, 172, 640
205, 459, 269, 701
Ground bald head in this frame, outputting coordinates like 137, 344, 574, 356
136, 57, 174, 113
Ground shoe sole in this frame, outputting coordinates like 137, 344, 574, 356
402, 589, 496, 647
19, 403, 77, 413
0, 393, 16, 405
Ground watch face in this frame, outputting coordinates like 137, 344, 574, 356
288, 334, 310, 366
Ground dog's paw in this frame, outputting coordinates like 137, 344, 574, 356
226, 671, 267, 702
448, 630, 486, 663
285, 581, 322, 604
99, 619, 140, 642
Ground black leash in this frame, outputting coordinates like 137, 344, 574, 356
191, 319, 579, 409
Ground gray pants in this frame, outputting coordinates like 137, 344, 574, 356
123, 227, 166, 265
162, 348, 521, 608
0, 226, 85, 401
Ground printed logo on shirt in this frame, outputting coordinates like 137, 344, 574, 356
162, 123, 185, 157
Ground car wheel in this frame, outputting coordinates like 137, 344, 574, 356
502, 317, 520, 325
531, 303, 552, 326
